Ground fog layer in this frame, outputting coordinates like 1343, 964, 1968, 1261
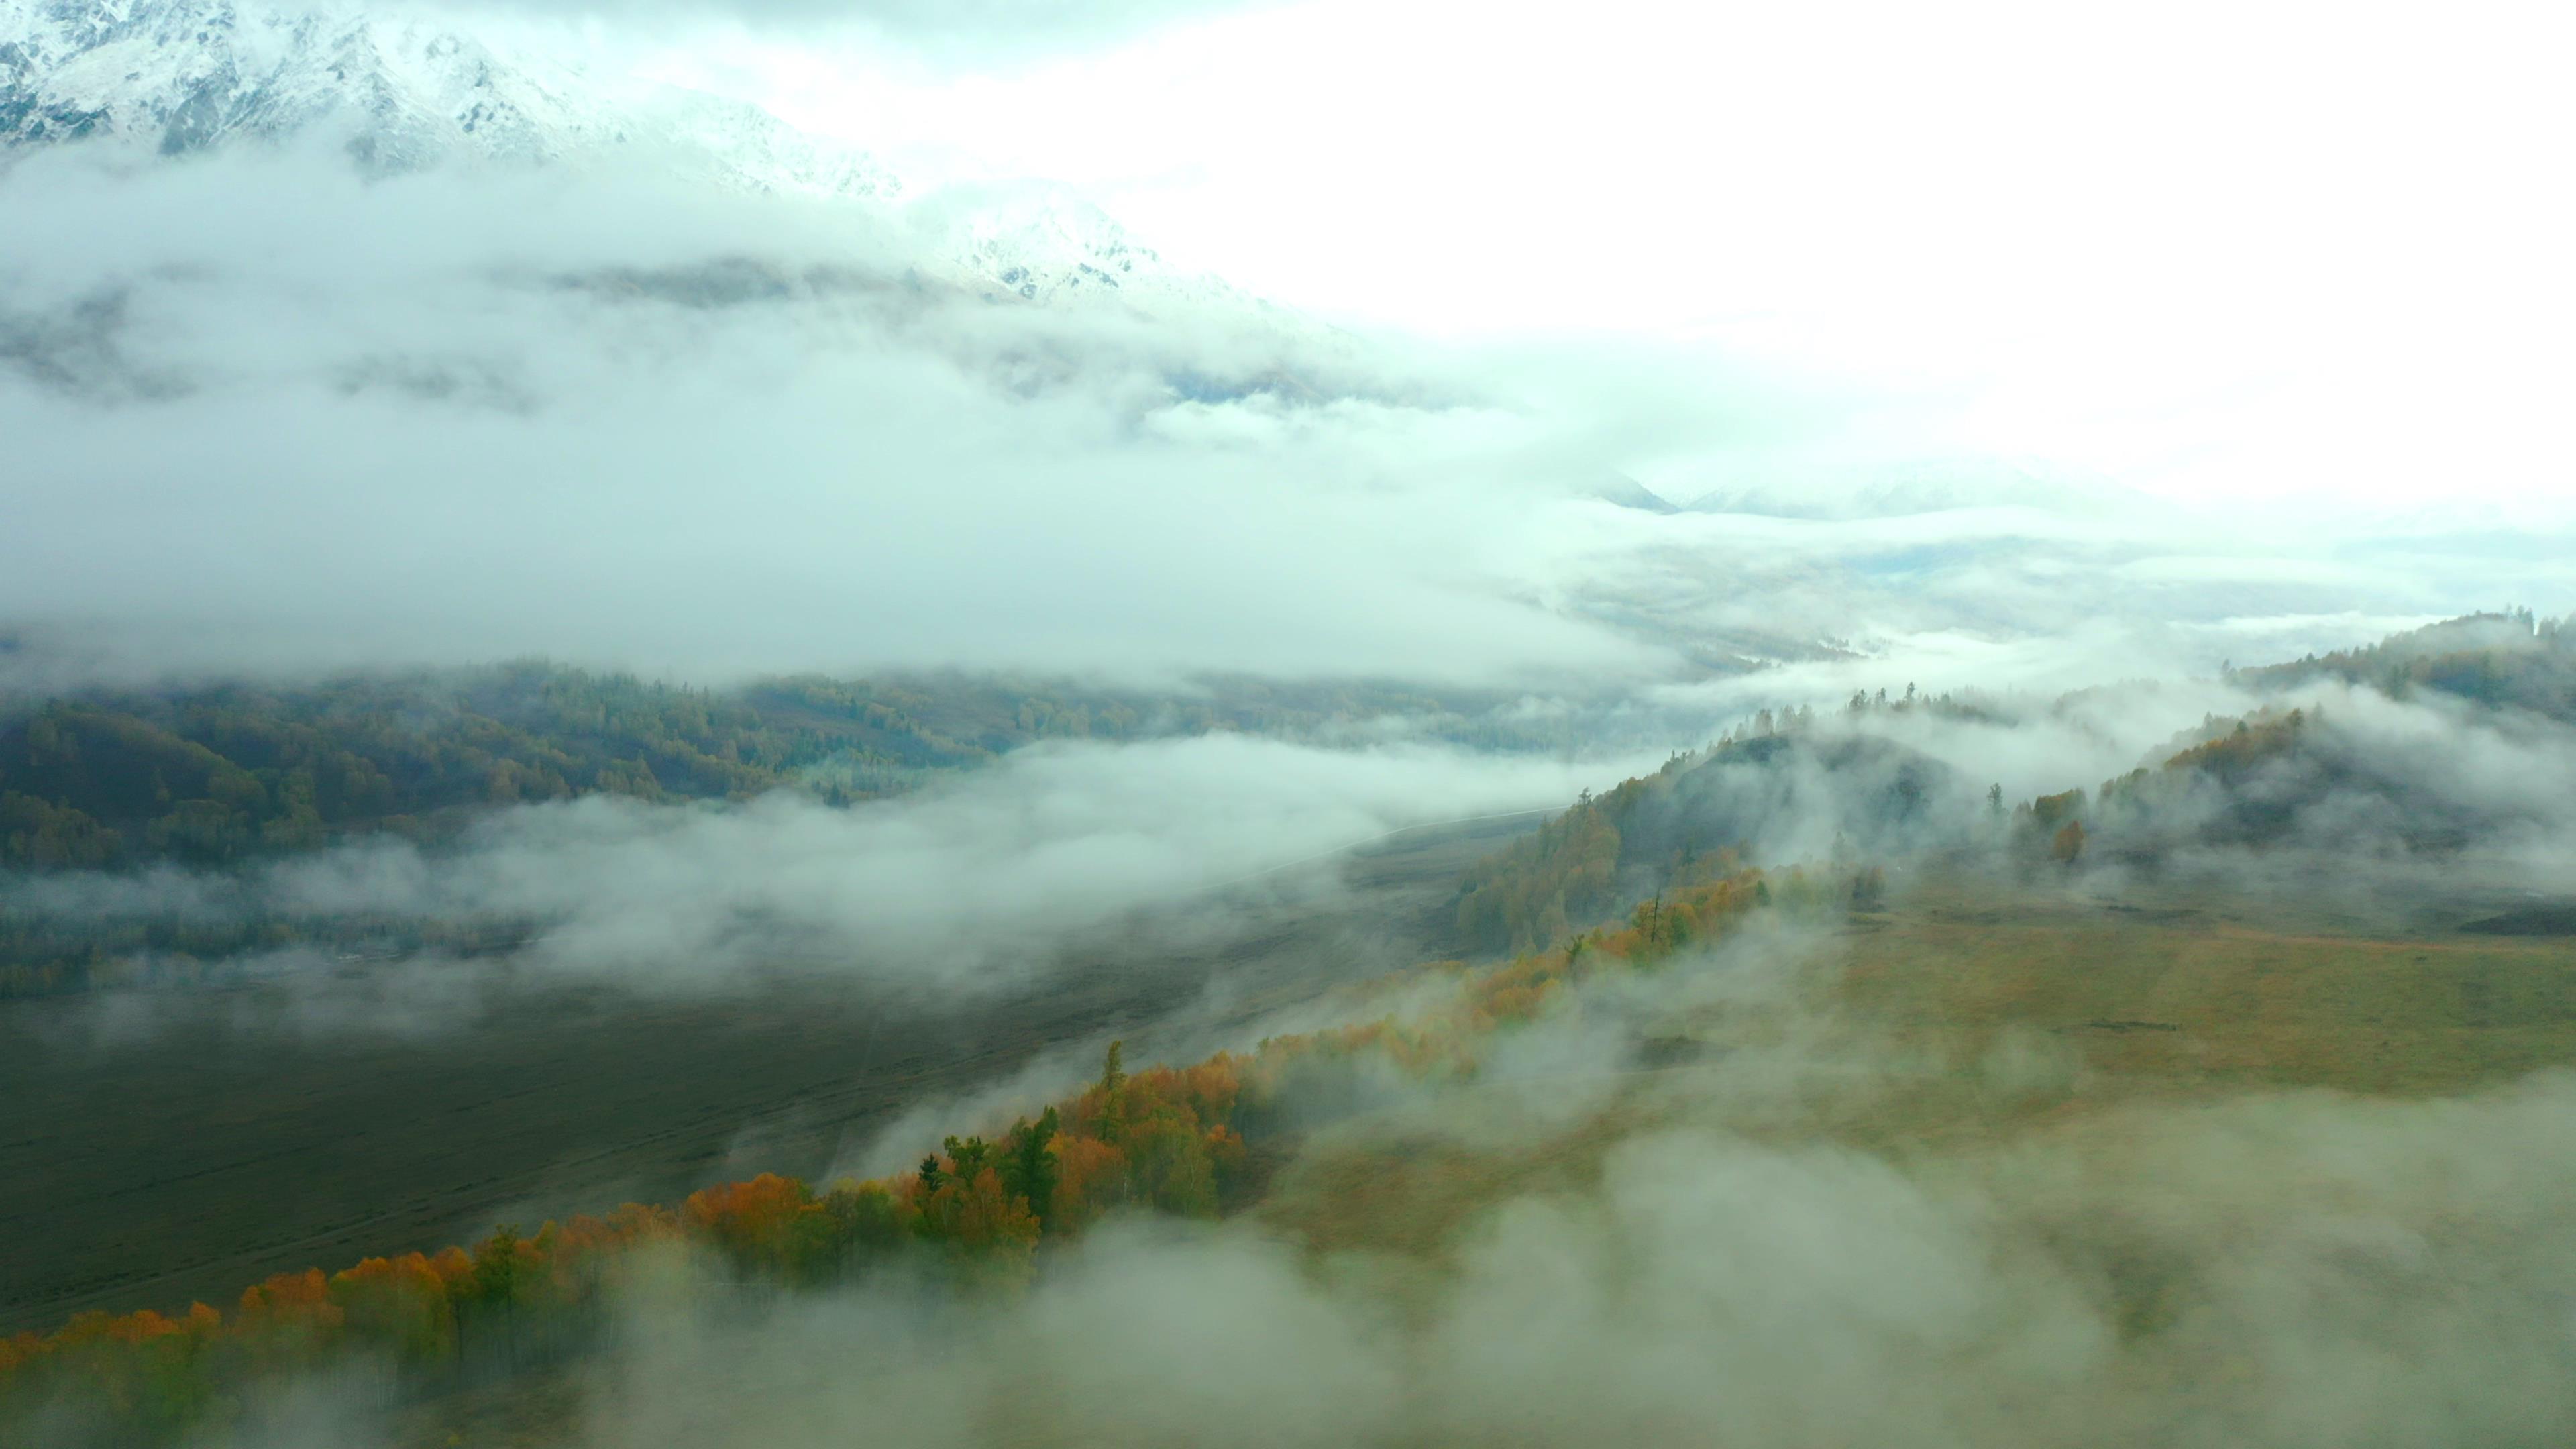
3, 734, 1635, 990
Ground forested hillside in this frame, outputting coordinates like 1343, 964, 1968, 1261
2235, 608, 2575, 718
0, 664, 1578, 873
2051, 613, 2576, 865
1453, 700, 1970, 953
1455, 612, 2576, 954
0, 667, 823, 870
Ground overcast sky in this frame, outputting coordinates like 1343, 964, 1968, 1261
610, 0, 2574, 516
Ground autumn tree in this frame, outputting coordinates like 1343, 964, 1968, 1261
1095, 1040, 1129, 1144
805, 1182, 906, 1280
462, 1224, 529, 1368
1049, 1136, 1130, 1228
1123, 1116, 1218, 1218
685, 1173, 812, 1269
943, 1135, 993, 1183
329, 1254, 455, 1363
1000, 1108, 1061, 1232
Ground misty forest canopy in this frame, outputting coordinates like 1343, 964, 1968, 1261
0, 661, 1625, 994
0, 662, 1585, 871
1458, 611, 2576, 952
2235, 606, 2576, 714
13, 610, 2564, 881
4, 610, 2569, 1000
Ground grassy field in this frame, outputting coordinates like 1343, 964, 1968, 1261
1834, 882, 2576, 1101
1259, 871, 2576, 1269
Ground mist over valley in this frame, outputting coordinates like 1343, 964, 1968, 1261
5, 2, 2575, 1444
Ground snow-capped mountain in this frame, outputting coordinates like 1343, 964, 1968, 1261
0, 0, 1215, 311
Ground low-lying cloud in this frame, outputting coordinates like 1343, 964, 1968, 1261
5, 137, 2565, 703
0, 144, 1661, 691
5, 733, 1638, 995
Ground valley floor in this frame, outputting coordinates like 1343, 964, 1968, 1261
0, 816, 1536, 1337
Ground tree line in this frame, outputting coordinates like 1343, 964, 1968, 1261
2233, 608, 2575, 720
0, 662, 1615, 996
0, 663, 1601, 877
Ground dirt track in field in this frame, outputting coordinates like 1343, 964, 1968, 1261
0, 814, 1534, 1335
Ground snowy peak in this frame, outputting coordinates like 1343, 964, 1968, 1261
904, 182, 1199, 307
0, 0, 1246, 314
0, 0, 902, 195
